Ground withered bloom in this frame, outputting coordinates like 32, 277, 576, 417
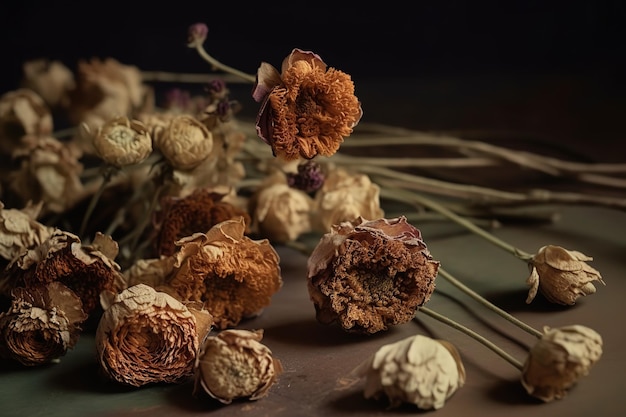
286, 160, 325, 194
90, 116, 153, 167
96, 283, 213, 387
307, 216, 439, 334
21, 59, 75, 108
351, 335, 465, 410
194, 329, 282, 404
252, 48, 362, 161
153, 187, 251, 257
526, 245, 605, 305
0, 282, 87, 366
153, 114, 213, 171
0, 200, 54, 265
0, 230, 125, 316
521, 325, 602, 402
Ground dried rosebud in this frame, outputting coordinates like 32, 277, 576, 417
252, 48, 362, 161
193, 329, 282, 404
248, 171, 313, 243
0, 88, 53, 155
153, 114, 214, 170
0, 282, 87, 366
307, 216, 439, 334
95, 283, 213, 387
90, 116, 153, 167
526, 245, 605, 305
187, 23, 209, 47
21, 59, 75, 108
286, 160, 325, 194
351, 335, 465, 410
0, 200, 54, 264
311, 167, 384, 232
521, 325, 602, 402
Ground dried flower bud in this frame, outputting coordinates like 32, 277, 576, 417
522, 325, 602, 402
187, 23, 209, 47
526, 245, 605, 305
0, 201, 54, 264
153, 114, 214, 170
286, 160, 325, 193
193, 329, 282, 404
91, 116, 153, 167
96, 283, 213, 387
307, 216, 439, 334
0, 282, 87, 366
352, 335, 465, 410
0, 88, 53, 155
21, 59, 75, 108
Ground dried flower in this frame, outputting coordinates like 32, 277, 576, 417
187, 23, 209, 47
252, 48, 362, 161
90, 116, 153, 167
21, 59, 75, 108
248, 171, 313, 243
286, 160, 325, 194
95, 283, 213, 387
193, 329, 282, 404
0, 88, 53, 155
0, 200, 54, 265
352, 334, 465, 410
526, 245, 605, 305
521, 325, 602, 402
311, 167, 384, 232
153, 114, 214, 170
307, 216, 439, 334
0, 282, 87, 366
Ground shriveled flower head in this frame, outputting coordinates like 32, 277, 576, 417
21, 59, 76, 108
0, 230, 126, 317
0, 201, 54, 265
248, 171, 313, 243
0, 88, 53, 155
352, 335, 465, 410
286, 160, 325, 194
193, 329, 283, 404
0, 282, 87, 366
90, 116, 153, 167
526, 245, 605, 305
95, 283, 214, 387
311, 167, 384, 233
521, 325, 602, 402
252, 48, 362, 161
153, 114, 214, 170
153, 187, 251, 257
307, 216, 439, 334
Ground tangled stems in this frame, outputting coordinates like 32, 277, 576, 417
79, 165, 118, 239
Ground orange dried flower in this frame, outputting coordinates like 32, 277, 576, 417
307, 216, 439, 334
252, 48, 362, 161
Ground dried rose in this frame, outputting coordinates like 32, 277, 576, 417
90, 116, 153, 167
0, 281, 87, 366
21, 59, 75, 108
0, 200, 54, 264
526, 245, 605, 305
311, 167, 384, 232
351, 334, 465, 410
153, 114, 213, 170
96, 283, 213, 387
193, 329, 282, 404
521, 325, 602, 402
252, 48, 362, 161
307, 216, 439, 334
0, 88, 53, 155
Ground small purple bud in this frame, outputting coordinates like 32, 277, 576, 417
187, 23, 208, 46
287, 161, 325, 194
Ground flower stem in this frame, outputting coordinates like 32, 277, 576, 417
418, 306, 524, 371
194, 44, 256, 84
438, 267, 543, 338
79, 166, 117, 239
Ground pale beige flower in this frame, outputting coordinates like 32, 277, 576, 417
521, 325, 602, 402
193, 329, 283, 404
96, 283, 213, 387
153, 114, 214, 170
124, 256, 176, 289
0, 200, 54, 264
312, 167, 384, 232
352, 334, 465, 410
90, 116, 153, 167
307, 216, 439, 334
526, 245, 605, 305
0, 88, 53, 155
21, 59, 75, 108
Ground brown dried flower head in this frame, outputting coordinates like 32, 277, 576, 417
252, 48, 362, 161
95, 283, 213, 387
153, 114, 214, 170
91, 116, 153, 167
526, 245, 605, 305
521, 325, 602, 402
0, 88, 53, 155
307, 216, 439, 334
193, 329, 283, 404
21, 59, 76, 108
352, 334, 465, 410
0, 282, 87, 366
0, 201, 54, 265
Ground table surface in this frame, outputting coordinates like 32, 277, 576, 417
1, 73, 625, 417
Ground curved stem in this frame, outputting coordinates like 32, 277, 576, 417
418, 307, 524, 371
194, 44, 256, 84
438, 267, 543, 338
79, 166, 117, 238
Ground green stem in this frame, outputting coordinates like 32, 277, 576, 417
79, 166, 117, 238
438, 267, 543, 338
418, 307, 524, 371
194, 44, 256, 84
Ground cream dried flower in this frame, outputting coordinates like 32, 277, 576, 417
352, 334, 465, 410
90, 116, 153, 167
21, 59, 75, 108
0, 88, 53, 155
193, 329, 283, 404
521, 325, 602, 402
153, 114, 214, 170
526, 245, 605, 305
0, 200, 54, 264
96, 283, 213, 387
